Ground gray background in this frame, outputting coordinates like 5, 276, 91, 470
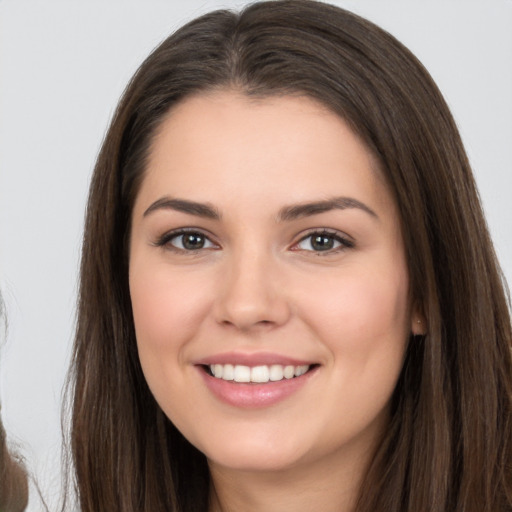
1, 1, 511, 510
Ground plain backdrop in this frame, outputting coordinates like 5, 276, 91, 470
0, 1, 511, 510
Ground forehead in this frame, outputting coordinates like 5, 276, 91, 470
148, 90, 374, 162
137, 90, 395, 219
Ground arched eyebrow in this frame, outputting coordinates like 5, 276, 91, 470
143, 195, 377, 222
277, 197, 378, 221
143, 197, 221, 219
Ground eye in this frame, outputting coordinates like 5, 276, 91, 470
155, 230, 218, 252
294, 230, 353, 253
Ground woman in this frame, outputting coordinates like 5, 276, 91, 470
0, 295, 28, 512
0, 408, 28, 512
68, 1, 512, 510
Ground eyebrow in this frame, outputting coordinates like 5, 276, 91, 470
277, 196, 378, 221
143, 197, 221, 219
143, 195, 378, 222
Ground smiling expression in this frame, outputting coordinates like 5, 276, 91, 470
129, 91, 416, 474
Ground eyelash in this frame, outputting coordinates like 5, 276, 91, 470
154, 228, 219, 253
293, 229, 354, 254
154, 228, 354, 255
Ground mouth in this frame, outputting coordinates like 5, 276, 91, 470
202, 363, 318, 384
196, 356, 319, 408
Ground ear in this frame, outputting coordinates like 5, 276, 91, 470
411, 307, 427, 336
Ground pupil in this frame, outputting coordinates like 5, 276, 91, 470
312, 235, 334, 251
182, 233, 204, 250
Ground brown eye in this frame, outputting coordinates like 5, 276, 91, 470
180, 233, 206, 250
157, 230, 217, 251
295, 231, 353, 253
310, 234, 336, 251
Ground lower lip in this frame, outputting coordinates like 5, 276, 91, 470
197, 366, 318, 408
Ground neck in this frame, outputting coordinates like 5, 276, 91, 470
208, 443, 374, 512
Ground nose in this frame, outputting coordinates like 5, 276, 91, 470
213, 250, 291, 331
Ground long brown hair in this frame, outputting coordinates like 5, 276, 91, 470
0, 414, 28, 512
68, 1, 512, 510
0, 294, 29, 512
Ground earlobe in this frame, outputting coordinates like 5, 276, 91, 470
411, 316, 427, 336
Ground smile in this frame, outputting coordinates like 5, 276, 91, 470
197, 360, 319, 408
208, 364, 310, 383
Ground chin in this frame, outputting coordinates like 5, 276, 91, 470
197, 431, 309, 473
206, 449, 304, 473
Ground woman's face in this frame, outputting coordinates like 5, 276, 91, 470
129, 91, 417, 474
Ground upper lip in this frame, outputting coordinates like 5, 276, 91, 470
194, 351, 316, 367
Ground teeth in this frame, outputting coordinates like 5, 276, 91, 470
222, 364, 234, 380
283, 365, 295, 379
209, 364, 311, 383
234, 365, 251, 382
294, 365, 309, 377
213, 364, 223, 378
251, 365, 269, 383
269, 365, 284, 381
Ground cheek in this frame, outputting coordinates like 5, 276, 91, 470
299, 262, 410, 433
299, 261, 410, 356
129, 262, 217, 421
129, 261, 214, 363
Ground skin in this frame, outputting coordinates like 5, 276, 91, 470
129, 91, 422, 512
